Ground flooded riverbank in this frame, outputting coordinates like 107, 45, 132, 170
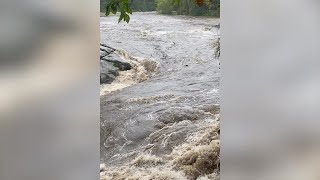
100, 12, 220, 179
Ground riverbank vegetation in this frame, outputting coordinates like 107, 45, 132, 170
101, 0, 220, 19
157, 0, 219, 16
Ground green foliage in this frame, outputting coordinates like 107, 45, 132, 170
156, 0, 174, 14
157, 0, 220, 17
105, 0, 132, 23
189, 1, 207, 16
101, 0, 156, 13
206, 0, 220, 17
101, 0, 219, 23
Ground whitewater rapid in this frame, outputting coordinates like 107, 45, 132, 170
100, 12, 220, 180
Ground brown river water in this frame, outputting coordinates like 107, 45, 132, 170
100, 12, 220, 180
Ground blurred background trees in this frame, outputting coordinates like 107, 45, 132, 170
101, 0, 220, 18
158, 0, 220, 16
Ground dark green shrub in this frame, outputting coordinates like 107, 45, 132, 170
156, 0, 174, 14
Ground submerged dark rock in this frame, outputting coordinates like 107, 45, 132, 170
102, 54, 132, 71
100, 44, 132, 84
100, 73, 115, 84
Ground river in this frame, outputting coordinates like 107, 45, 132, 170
100, 12, 220, 180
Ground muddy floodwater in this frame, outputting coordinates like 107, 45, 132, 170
100, 12, 220, 180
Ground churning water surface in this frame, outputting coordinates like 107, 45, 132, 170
100, 12, 220, 180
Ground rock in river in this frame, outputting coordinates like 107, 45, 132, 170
100, 44, 132, 84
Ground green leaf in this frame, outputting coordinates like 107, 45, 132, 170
123, 14, 127, 22
125, 13, 130, 23
121, 3, 126, 12
111, 4, 117, 14
118, 16, 124, 23
126, 4, 133, 14
104, 0, 132, 23
105, 5, 111, 16
118, 10, 125, 23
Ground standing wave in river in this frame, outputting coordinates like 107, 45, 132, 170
100, 48, 159, 95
